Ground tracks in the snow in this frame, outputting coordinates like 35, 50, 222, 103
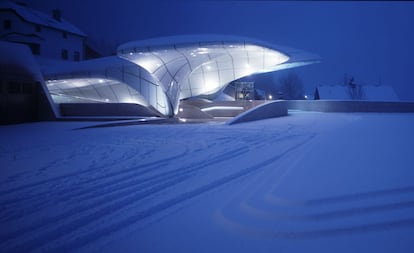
0, 129, 308, 253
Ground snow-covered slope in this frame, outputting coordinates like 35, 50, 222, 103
1, 112, 414, 252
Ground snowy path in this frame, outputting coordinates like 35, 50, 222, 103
1, 112, 414, 252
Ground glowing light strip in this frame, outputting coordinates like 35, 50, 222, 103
201, 106, 244, 112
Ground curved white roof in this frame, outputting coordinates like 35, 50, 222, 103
118, 34, 320, 64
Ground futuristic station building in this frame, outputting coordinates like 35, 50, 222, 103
44, 35, 319, 118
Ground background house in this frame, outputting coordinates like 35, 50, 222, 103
314, 84, 399, 101
0, 1, 86, 61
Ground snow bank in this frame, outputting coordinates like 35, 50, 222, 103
0, 41, 43, 81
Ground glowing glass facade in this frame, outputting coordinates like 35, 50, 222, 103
45, 57, 171, 115
44, 35, 319, 117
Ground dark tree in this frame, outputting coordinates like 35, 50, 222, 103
278, 72, 305, 100
346, 76, 364, 100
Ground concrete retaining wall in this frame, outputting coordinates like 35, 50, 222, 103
179, 99, 266, 119
287, 100, 414, 113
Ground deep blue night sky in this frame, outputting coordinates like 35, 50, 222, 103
31, 1, 414, 100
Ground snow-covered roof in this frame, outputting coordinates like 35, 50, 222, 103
0, 1, 86, 37
315, 85, 350, 100
315, 85, 400, 101
118, 34, 320, 65
0, 40, 43, 80
363, 85, 400, 101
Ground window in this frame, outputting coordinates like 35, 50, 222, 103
8, 82, 20, 94
62, 32, 67, 39
61, 49, 68, 60
74, 51, 80, 61
4, 19, 11, 30
35, 25, 41, 32
21, 82, 34, 94
28, 43, 40, 55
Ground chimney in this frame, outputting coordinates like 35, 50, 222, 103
52, 9, 61, 21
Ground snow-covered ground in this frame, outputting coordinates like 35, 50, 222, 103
1, 112, 414, 253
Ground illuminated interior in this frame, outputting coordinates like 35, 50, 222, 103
47, 78, 149, 104
44, 57, 171, 115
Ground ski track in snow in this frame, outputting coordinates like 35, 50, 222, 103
0, 120, 308, 253
1, 113, 414, 252
213, 114, 414, 241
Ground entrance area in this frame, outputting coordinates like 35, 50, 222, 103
234, 81, 255, 101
